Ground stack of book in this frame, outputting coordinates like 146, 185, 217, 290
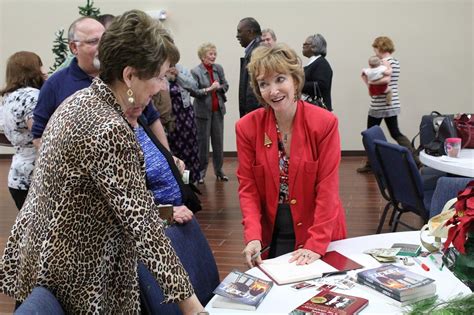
356, 264, 436, 306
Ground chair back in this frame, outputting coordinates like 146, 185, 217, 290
139, 217, 220, 315
14, 287, 64, 315
430, 177, 472, 218
374, 140, 428, 220
361, 126, 390, 200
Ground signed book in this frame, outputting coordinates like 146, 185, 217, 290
212, 270, 273, 311
258, 251, 363, 285
356, 264, 436, 302
289, 290, 369, 315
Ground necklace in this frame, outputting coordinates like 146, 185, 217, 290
283, 133, 291, 144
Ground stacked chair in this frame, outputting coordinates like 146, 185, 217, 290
373, 139, 434, 232
361, 126, 437, 232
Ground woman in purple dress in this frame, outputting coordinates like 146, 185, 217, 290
166, 64, 202, 184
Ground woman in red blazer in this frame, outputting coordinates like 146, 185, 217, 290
236, 44, 346, 268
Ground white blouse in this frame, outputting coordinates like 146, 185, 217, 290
1, 87, 38, 190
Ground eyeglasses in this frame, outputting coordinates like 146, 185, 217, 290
73, 38, 100, 46
303, 43, 311, 47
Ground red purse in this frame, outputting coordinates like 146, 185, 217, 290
454, 114, 474, 148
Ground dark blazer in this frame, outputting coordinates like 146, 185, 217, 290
235, 100, 347, 256
303, 56, 333, 111
190, 63, 229, 120
239, 38, 262, 117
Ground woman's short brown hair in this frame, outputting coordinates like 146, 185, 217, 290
99, 10, 180, 84
372, 36, 395, 54
197, 43, 217, 61
247, 43, 304, 106
0, 51, 44, 96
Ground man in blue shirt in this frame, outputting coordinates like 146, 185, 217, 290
32, 16, 170, 152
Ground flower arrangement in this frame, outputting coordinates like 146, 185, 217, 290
444, 180, 474, 254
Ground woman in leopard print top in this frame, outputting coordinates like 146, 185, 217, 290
0, 10, 204, 314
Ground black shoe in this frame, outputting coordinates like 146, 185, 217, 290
216, 175, 229, 181
356, 164, 372, 173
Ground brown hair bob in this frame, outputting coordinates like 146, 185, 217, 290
99, 10, 180, 84
1, 51, 45, 96
247, 43, 304, 107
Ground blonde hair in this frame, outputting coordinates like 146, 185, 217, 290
197, 42, 216, 60
247, 43, 304, 106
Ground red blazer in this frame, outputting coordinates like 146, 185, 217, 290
235, 101, 346, 256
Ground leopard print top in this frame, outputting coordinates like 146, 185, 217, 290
0, 78, 194, 314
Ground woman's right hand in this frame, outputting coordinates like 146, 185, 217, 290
209, 80, 220, 91
242, 240, 262, 268
173, 205, 193, 224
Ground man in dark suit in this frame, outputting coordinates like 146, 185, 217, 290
302, 34, 333, 111
236, 17, 262, 117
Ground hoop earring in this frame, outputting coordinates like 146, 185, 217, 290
127, 88, 134, 104
294, 91, 298, 101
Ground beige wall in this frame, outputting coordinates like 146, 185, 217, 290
0, 0, 472, 152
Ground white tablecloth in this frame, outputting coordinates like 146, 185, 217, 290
205, 231, 471, 314
420, 149, 474, 177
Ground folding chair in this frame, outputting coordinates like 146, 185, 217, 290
374, 140, 434, 232
361, 126, 393, 233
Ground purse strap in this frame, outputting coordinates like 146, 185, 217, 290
313, 82, 323, 99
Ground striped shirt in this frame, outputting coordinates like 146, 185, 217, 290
368, 56, 401, 118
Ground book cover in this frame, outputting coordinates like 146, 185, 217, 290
212, 270, 273, 310
258, 251, 363, 285
356, 264, 435, 298
289, 290, 369, 315
391, 243, 422, 257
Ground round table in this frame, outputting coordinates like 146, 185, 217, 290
420, 149, 474, 177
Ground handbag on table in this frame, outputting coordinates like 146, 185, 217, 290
420, 112, 457, 156
454, 113, 474, 149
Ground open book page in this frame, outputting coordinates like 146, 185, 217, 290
258, 253, 337, 285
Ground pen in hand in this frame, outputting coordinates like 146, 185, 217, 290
251, 246, 270, 261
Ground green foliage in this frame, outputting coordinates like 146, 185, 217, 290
49, 29, 69, 74
78, 0, 100, 18
404, 293, 474, 315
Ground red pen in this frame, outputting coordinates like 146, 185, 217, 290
413, 257, 430, 271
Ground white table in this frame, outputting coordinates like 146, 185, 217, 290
420, 149, 474, 177
205, 231, 471, 314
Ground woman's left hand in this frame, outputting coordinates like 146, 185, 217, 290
289, 249, 321, 265
173, 156, 186, 175
173, 206, 193, 224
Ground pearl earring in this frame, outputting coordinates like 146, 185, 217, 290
127, 88, 134, 104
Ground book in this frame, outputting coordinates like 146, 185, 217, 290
356, 264, 436, 301
212, 270, 273, 310
356, 277, 436, 306
258, 251, 363, 285
391, 243, 422, 257
289, 290, 369, 315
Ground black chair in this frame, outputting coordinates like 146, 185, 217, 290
361, 126, 394, 233
374, 140, 435, 232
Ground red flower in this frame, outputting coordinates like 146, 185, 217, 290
444, 181, 474, 254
